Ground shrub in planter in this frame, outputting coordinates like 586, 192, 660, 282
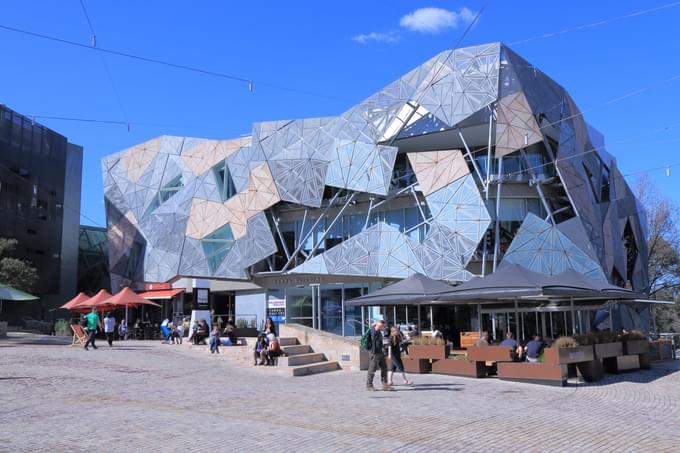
410, 336, 445, 346
595, 330, 618, 344
54, 319, 71, 336
573, 333, 599, 346
552, 336, 579, 348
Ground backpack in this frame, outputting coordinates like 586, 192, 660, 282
360, 329, 371, 350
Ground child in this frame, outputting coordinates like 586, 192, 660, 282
210, 323, 221, 354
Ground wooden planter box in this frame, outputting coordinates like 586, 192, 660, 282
498, 362, 568, 387
594, 342, 623, 359
400, 357, 431, 374
544, 346, 594, 365
431, 359, 486, 378
649, 340, 674, 361
624, 340, 649, 355
407, 344, 450, 361
576, 359, 604, 382
467, 346, 514, 363
603, 355, 640, 374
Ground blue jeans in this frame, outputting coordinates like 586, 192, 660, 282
210, 336, 220, 353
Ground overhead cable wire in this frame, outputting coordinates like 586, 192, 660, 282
0, 23, 352, 102
78, 0, 130, 128
508, 1, 680, 46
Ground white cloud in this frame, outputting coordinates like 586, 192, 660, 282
351, 31, 401, 44
399, 7, 475, 34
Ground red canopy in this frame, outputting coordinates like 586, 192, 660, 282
95, 287, 161, 309
71, 289, 113, 312
60, 292, 91, 311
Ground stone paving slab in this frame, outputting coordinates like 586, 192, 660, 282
0, 336, 679, 452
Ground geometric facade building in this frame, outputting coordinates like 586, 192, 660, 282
103, 42, 649, 334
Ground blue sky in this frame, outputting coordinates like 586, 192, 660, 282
1, 1, 679, 227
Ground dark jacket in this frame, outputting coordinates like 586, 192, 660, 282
366, 328, 385, 355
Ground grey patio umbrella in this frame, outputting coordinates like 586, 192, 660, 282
0, 284, 39, 315
344, 273, 455, 306
435, 264, 644, 302
434, 264, 549, 301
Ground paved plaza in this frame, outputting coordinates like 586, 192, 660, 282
1, 335, 679, 452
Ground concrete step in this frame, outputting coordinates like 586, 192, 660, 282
278, 337, 299, 346
281, 344, 313, 356
278, 352, 325, 367
290, 361, 340, 377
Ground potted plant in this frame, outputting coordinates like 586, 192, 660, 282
544, 336, 594, 365
54, 319, 71, 337
406, 336, 450, 360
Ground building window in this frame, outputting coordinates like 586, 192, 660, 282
213, 160, 237, 202
142, 175, 183, 219
201, 224, 235, 274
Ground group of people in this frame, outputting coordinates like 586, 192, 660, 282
363, 317, 414, 391
253, 317, 281, 366
81, 309, 124, 350
477, 331, 546, 362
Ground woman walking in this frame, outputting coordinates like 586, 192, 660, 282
388, 325, 413, 386
103, 312, 116, 347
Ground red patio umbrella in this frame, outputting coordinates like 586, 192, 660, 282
94, 287, 161, 310
60, 292, 91, 311
71, 289, 113, 312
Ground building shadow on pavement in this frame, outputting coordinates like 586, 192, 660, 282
581, 360, 680, 387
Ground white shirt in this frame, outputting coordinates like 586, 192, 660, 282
103, 316, 116, 333
161, 319, 169, 327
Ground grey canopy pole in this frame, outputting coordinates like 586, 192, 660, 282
514, 298, 520, 340
477, 303, 482, 334
570, 297, 576, 335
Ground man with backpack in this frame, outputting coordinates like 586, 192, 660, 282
362, 317, 392, 391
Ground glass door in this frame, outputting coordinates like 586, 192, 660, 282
285, 286, 313, 328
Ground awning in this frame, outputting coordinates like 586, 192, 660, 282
624, 299, 675, 305
138, 289, 184, 300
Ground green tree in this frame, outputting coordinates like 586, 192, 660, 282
636, 177, 680, 332
0, 238, 39, 292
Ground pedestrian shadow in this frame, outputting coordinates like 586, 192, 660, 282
0, 376, 34, 380
408, 386, 464, 392
411, 383, 464, 387
105, 346, 156, 350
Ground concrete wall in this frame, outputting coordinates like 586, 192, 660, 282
280, 323, 368, 371
235, 290, 266, 329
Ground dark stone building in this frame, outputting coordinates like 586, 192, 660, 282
0, 104, 82, 324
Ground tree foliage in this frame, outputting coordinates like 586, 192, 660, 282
0, 238, 39, 292
636, 177, 680, 332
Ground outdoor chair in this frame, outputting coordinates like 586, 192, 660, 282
70, 324, 88, 347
